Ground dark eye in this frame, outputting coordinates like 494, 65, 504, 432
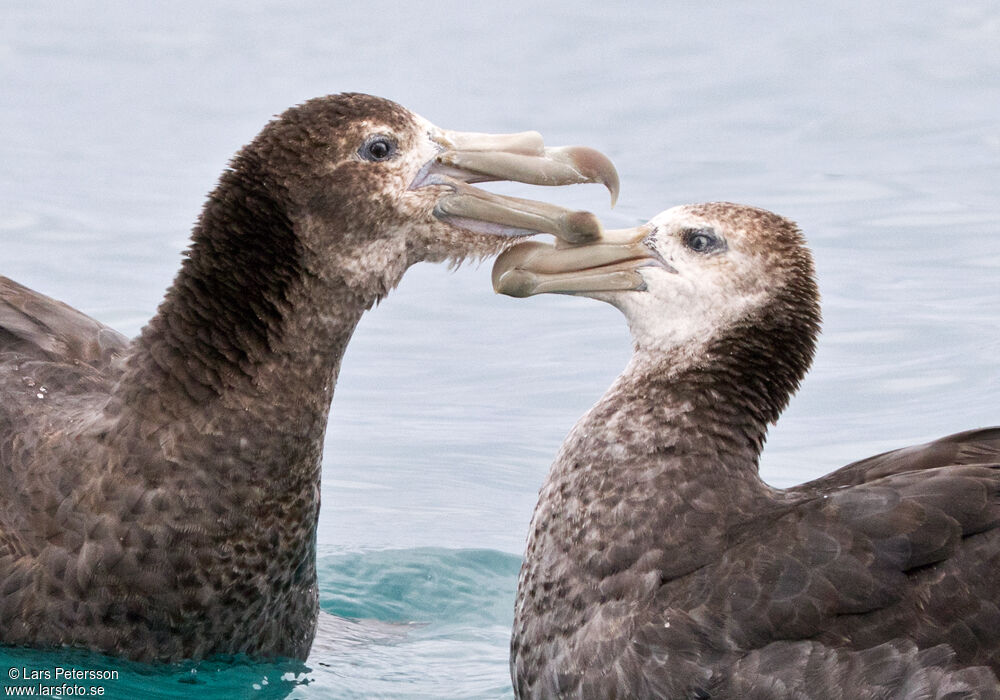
682, 228, 724, 254
359, 135, 396, 162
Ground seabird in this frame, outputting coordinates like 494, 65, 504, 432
0, 93, 619, 662
493, 203, 1000, 698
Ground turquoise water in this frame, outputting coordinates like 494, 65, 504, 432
0, 549, 520, 699
2, 0, 999, 697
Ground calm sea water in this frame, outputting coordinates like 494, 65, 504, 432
2, 1, 999, 697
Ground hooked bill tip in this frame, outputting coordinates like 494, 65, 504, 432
560, 146, 620, 207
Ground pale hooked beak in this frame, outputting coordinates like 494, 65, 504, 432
491, 224, 673, 298
410, 129, 620, 244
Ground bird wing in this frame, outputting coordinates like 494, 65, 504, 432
0, 276, 129, 560
720, 463, 999, 631
685, 464, 1000, 685
796, 427, 1000, 492
0, 276, 128, 369
615, 463, 1000, 697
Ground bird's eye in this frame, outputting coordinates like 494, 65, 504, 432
359, 135, 396, 162
682, 228, 724, 254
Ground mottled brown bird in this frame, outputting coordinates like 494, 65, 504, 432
494, 203, 1000, 699
0, 93, 618, 662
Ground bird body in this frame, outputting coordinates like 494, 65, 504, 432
495, 203, 1000, 698
0, 93, 618, 662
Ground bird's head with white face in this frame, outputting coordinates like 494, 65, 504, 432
493, 203, 821, 424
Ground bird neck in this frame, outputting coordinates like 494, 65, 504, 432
565, 345, 775, 515
112, 153, 370, 484
615, 343, 778, 467
527, 341, 789, 587
513, 343, 785, 688
565, 296, 815, 502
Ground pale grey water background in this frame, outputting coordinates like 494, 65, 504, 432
2, 1, 999, 697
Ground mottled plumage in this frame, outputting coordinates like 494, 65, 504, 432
0, 93, 618, 662
494, 203, 1000, 698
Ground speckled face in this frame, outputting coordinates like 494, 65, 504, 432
492, 202, 819, 360
250, 93, 619, 287
617, 204, 782, 354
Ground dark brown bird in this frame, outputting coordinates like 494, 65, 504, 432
494, 203, 1000, 698
0, 93, 619, 663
